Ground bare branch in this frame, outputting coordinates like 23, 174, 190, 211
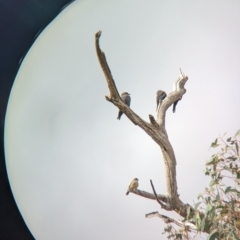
95, 31, 119, 100
130, 189, 168, 201
156, 71, 188, 129
150, 180, 172, 210
146, 211, 197, 231
95, 31, 169, 144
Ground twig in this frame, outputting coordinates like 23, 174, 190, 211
150, 180, 172, 210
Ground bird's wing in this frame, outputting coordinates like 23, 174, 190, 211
161, 92, 167, 100
123, 95, 131, 106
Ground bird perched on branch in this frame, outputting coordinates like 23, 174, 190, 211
117, 92, 131, 120
126, 178, 139, 195
156, 90, 167, 110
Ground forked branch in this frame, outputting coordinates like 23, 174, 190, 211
95, 30, 190, 218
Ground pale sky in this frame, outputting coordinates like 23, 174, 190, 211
4, 0, 240, 239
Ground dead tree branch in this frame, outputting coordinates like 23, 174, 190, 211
130, 189, 171, 209
95, 31, 190, 218
145, 212, 197, 231
150, 180, 172, 210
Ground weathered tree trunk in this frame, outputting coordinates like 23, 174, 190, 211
95, 30, 196, 227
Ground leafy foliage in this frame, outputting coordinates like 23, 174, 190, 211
163, 130, 240, 239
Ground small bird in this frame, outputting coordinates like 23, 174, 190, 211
156, 90, 167, 110
126, 178, 139, 195
117, 92, 131, 120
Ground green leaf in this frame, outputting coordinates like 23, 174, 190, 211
205, 196, 211, 204
197, 193, 203, 200
207, 229, 218, 240
206, 155, 218, 165
235, 142, 239, 154
227, 156, 237, 161
223, 165, 231, 171
227, 188, 240, 194
210, 179, 217, 187
195, 211, 201, 230
201, 216, 206, 231
215, 205, 224, 210
224, 187, 240, 194
224, 145, 228, 152
232, 230, 240, 240
186, 206, 191, 219
235, 129, 240, 137
176, 233, 182, 239
225, 186, 232, 194
210, 138, 219, 148
194, 202, 202, 210
205, 203, 212, 214
211, 143, 219, 148
205, 169, 210, 175
209, 207, 216, 222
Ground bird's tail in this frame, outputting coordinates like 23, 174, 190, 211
126, 191, 129, 195
173, 100, 178, 113
173, 103, 176, 113
117, 111, 122, 120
